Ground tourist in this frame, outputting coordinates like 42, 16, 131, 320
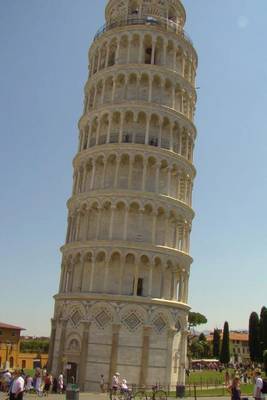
121, 379, 130, 394
58, 373, 64, 394
99, 374, 105, 393
228, 376, 241, 400
9, 370, 24, 400
225, 370, 230, 386
254, 370, 263, 400
3, 370, 12, 392
34, 371, 42, 395
44, 373, 52, 394
25, 375, 33, 392
52, 376, 58, 393
111, 372, 120, 391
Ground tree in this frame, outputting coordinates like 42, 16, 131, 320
259, 307, 267, 362
199, 333, 206, 342
248, 312, 260, 362
263, 350, 267, 375
261, 309, 267, 358
220, 321, 230, 365
20, 339, 49, 354
188, 312, 207, 329
213, 329, 221, 358
188, 334, 211, 359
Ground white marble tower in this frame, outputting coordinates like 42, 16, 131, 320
48, 0, 198, 391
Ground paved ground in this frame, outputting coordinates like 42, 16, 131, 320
0, 394, 232, 400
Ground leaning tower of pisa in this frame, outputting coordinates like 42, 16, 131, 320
48, 0, 198, 391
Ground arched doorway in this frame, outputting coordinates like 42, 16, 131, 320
65, 338, 81, 384
67, 362, 78, 384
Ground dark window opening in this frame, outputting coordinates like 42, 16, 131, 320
137, 278, 143, 296
22, 360, 26, 369
108, 52, 115, 67
145, 48, 152, 64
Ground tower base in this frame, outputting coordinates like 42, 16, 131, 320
50, 296, 189, 391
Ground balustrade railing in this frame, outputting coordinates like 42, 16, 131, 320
94, 16, 193, 46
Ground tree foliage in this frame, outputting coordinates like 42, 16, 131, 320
259, 307, 267, 362
213, 329, 221, 358
220, 321, 230, 365
20, 339, 49, 354
263, 350, 267, 375
261, 309, 267, 358
189, 334, 211, 359
249, 312, 260, 362
188, 312, 207, 329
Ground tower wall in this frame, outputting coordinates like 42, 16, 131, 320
49, 0, 197, 391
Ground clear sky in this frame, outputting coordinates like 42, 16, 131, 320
1, 0, 267, 337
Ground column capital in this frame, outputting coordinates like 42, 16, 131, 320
81, 320, 91, 332
112, 323, 122, 334
143, 325, 153, 336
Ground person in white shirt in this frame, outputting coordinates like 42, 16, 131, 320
25, 376, 33, 392
254, 370, 264, 400
10, 370, 24, 400
112, 372, 120, 390
121, 379, 131, 394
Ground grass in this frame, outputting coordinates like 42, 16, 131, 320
186, 370, 226, 385
168, 384, 254, 398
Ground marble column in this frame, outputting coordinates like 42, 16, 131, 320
47, 318, 56, 373
139, 326, 152, 386
109, 324, 121, 384
57, 319, 68, 376
79, 321, 91, 390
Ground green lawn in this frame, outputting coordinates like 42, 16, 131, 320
168, 384, 254, 398
185, 370, 228, 385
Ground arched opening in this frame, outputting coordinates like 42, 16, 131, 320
130, 34, 140, 64
144, 35, 152, 64
107, 252, 121, 294
129, 0, 139, 16
81, 253, 93, 292
122, 254, 136, 295
139, 74, 149, 101
108, 39, 117, 66
118, 154, 130, 189
131, 155, 143, 191
94, 252, 106, 292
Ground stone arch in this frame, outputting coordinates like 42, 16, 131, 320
106, 251, 122, 294
121, 252, 137, 295
90, 302, 115, 330
120, 304, 147, 333
66, 333, 82, 352
81, 251, 94, 292
131, 154, 143, 191
93, 250, 108, 292
139, 73, 149, 101
68, 304, 86, 327
151, 309, 171, 335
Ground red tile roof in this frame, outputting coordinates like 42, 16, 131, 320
0, 322, 25, 331
206, 332, 248, 342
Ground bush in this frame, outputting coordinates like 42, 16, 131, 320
20, 339, 49, 354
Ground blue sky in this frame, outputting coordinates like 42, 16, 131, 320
0, 0, 267, 336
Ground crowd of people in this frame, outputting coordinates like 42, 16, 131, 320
99, 372, 130, 394
0, 368, 65, 398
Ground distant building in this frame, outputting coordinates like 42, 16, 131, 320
0, 322, 48, 370
207, 331, 250, 364
0, 322, 24, 369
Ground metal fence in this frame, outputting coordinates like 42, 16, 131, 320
93, 16, 193, 47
